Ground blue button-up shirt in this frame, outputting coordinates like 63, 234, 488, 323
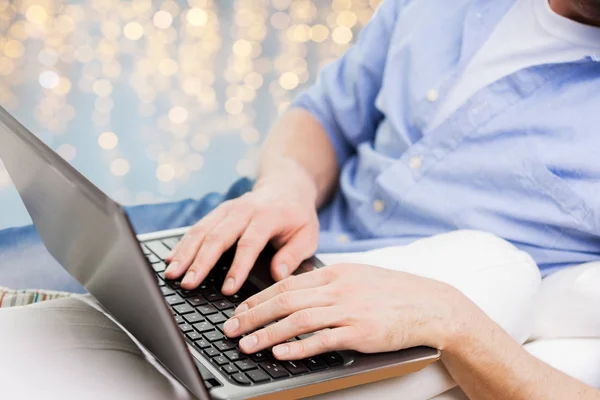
293, 0, 600, 276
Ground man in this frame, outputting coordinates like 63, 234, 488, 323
163, 0, 600, 398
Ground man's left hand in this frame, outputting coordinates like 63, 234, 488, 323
222, 263, 472, 360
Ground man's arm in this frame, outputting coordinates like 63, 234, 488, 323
442, 305, 600, 400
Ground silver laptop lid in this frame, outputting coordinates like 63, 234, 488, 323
0, 106, 208, 399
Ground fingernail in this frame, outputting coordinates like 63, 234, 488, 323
273, 344, 289, 357
223, 318, 239, 335
182, 271, 195, 286
222, 277, 235, 293
235, 303, 248, 315
165, 261, 179, 275
240, 335, 257, 351
277, 263, 288, 278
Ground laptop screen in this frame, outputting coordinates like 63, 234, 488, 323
0, 106, 209, 399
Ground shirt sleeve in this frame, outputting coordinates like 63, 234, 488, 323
292, 0, 402, 166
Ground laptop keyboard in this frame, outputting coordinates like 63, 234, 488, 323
141, 236, 344, 387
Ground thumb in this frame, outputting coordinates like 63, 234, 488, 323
270, 227, 318, 281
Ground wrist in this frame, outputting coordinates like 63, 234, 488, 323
256, 157, 319, 205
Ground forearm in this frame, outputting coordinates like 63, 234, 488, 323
257, 107, 339, 208
441, 295, 600, 400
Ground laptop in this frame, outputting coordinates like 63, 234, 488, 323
0, 106, 440, 399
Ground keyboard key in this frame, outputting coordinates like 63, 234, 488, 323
215, 323, 226, 333
213, 356, 229, 366
174, 303, 194, 315
204, 347, 219, 358
183, 312, 204, 324
146, 253, 161, 264
187, 295, 208, 307
152, 262, 166, 272
259, 361, 290, 379
186, 331, 202, 341
282, 360, 309, 375
207, 313, 227, 325
142, 245, 151, 255
231, 373, 251, 385
194, 339, 211, 349
213, 340, 236, 352
174, 315, 184, 324
145, 240, 171, 259
234, 360, 258, 371
246, 368, 270, 383
166, 279, 182, 289
160, 286, 175, 296
321, 352, 344, 367
221, 364, 238, 375
179, 323, 193, 333
193, 322, 214, 333
213, 299, 234, 310
197, 304, 218, 315
204, 331, 224, 342
179, 289, 200, 298
203, 289, 223, 302
223, 309, 235, 318
250, 351, 270, 362
304, 357, 327, 371
162, 237, 180, 249
165, 294, 184, 306
224, 349, 247, 362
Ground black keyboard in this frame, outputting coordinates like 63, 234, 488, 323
141, 236, 345, 387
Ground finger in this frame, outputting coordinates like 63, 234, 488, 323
235, 268, 335, 314
272, 326, 355, 360
270, 226, 318, 281
235, 307, 340, 354
223, 288, 332, 337
165, 205, 229, 278
181, 211, 251, 289
221, 218, 278, 295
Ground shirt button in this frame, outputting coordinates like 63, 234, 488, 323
336, 234, 349, 243
409, 156, 423, 170
372, 200, 385, 213
426, 89, 439, 102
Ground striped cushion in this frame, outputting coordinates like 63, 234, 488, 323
0, 286, 73, 308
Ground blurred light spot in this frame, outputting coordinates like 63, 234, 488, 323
153, 10, 173, 29
244, 72, 263, 89
273, 0, 292, 11
233, 40, 252, 57
57, 144, 77, 161
191, 134, 210, 151
187, 8, 208, 27
156, 164, 175, 182
225, 98, 243, 115
270, 12, 290, 30
158, 58, 178, 75
124, 22, 144, 40
0, 57, 14, 76
54, 77, 72, 95
4, 40, 24, 59
39, 71, 60, 89
311, 24, 329, 42
101, 21, 121, 40
38, 48, 58, 67
98, 131, 118, 150
26, 5, 48, 24
75, 46, 94, 63
336, 11, 358, 27
93, 79, 113, 97
288, 24, 311, 42
185, 153, 204, 171
169, 106, 188, 124
279, 72, 299, 90
111, 158, 130, 176
332, 26, 353, 44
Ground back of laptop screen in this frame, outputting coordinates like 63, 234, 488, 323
0, 107, 208, 399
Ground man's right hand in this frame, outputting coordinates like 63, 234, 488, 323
164, 166, 320, 295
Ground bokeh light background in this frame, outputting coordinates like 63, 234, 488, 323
0, 0, 381, 229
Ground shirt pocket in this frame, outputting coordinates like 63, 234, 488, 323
521, 158, 594, 230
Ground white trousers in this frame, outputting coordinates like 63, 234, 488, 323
1, 230, 598, 400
